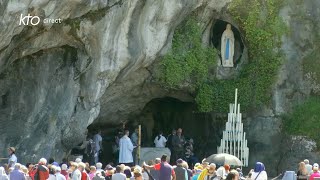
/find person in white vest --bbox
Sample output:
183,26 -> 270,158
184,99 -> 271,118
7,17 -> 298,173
119,130 -> 134,166
7,147 -> 17,168
154,132 -> 167,148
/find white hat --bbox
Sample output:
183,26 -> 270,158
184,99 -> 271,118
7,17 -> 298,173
75,158 -> 82,163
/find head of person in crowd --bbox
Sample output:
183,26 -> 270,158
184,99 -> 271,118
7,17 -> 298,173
119,164 -> 125,172
39,158 -> 47,165
96,162 -> 103,170
8,147 -> 15,155
105,165 -> 114,175
202,160 -> 209,169
224,164 -> 231,172
177,128 -> 183,136
124,168 -> 132,178
299,162 -> 308,175
155,158 -> 161,164
78,162 -> 86,172
304,159 -> 310,165
61,164 -> 68,171
124,130 -> 130,136
14,163 -> 21,170
226,170 -> 239,180
49,165 -> 56,174
90,166 -> 96,173
115,165 -> 122,173
208,163 -> 216,174
313,163 -> 319,172
133,166 -> 143,180
176,159 -> 183,166
70,162 -> 78,172
26,163 -> 34,171
55,166 -> 62,174
75,158 -> 82,163
21,165 -> 29,175
96,129 -> 102,135
254,162 -> 265,173
172,129 -> 176,135
182,161 -> 189,169
161,155 -> 168,162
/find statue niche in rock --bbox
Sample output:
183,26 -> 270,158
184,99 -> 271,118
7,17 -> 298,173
221,24 -> 235,67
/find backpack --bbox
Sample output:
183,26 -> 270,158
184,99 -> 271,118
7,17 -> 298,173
30,166 -> 38,180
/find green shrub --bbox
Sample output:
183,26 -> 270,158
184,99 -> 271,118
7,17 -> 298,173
283,97 -> 320,147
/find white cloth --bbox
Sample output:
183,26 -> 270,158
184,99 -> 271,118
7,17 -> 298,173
48,174 -> 56,180
111,173 -> 126,180
250,171 -> 267,180
93,134 -> 102,151
142,172 -> 149,180
0,167 -> 9,180
72,169 -> 82,180
8,154 -> 17,168
306,164 -> 313,175
119,135 -> 134,163
56,172 -> 67,180
154,135 -> 167,148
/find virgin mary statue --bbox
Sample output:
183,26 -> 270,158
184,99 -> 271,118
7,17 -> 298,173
221,24 -> 235,67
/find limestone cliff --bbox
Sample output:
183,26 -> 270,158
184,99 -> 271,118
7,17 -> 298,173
1,0 -> 320,176
0,0 -> 230,163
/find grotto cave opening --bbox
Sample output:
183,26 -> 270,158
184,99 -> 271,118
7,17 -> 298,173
211,19 -> 244,66
87,97 -> 228,165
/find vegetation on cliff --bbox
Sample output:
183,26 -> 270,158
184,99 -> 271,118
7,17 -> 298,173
158,0 -> 286,112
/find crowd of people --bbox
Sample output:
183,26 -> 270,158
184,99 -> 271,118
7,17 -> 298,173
1,145 -> 271,180
296,159 -> 320,180
0,151 -> 269,180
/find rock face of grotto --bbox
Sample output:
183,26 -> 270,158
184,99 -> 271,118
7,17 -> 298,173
0,0 -> 320,176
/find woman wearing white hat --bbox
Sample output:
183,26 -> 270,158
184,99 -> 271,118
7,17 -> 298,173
7,147 -> 17,168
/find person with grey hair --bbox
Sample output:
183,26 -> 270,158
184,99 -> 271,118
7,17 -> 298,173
304,159 -> 313,175
9,163 -> 24,180
54,166 -> 67,180
96,162 -> 103,173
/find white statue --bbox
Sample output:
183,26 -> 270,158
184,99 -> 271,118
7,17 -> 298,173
221,24 -> 235,67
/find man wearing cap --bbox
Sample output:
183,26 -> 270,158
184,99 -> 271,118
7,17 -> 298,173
174,159 -> 187,180
8,147 -> 17,168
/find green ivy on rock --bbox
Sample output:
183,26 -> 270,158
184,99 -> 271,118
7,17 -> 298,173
282,97 -> 320,148
158,0 -> 287,112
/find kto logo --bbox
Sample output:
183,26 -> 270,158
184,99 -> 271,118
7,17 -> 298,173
19,14 -> 40,26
